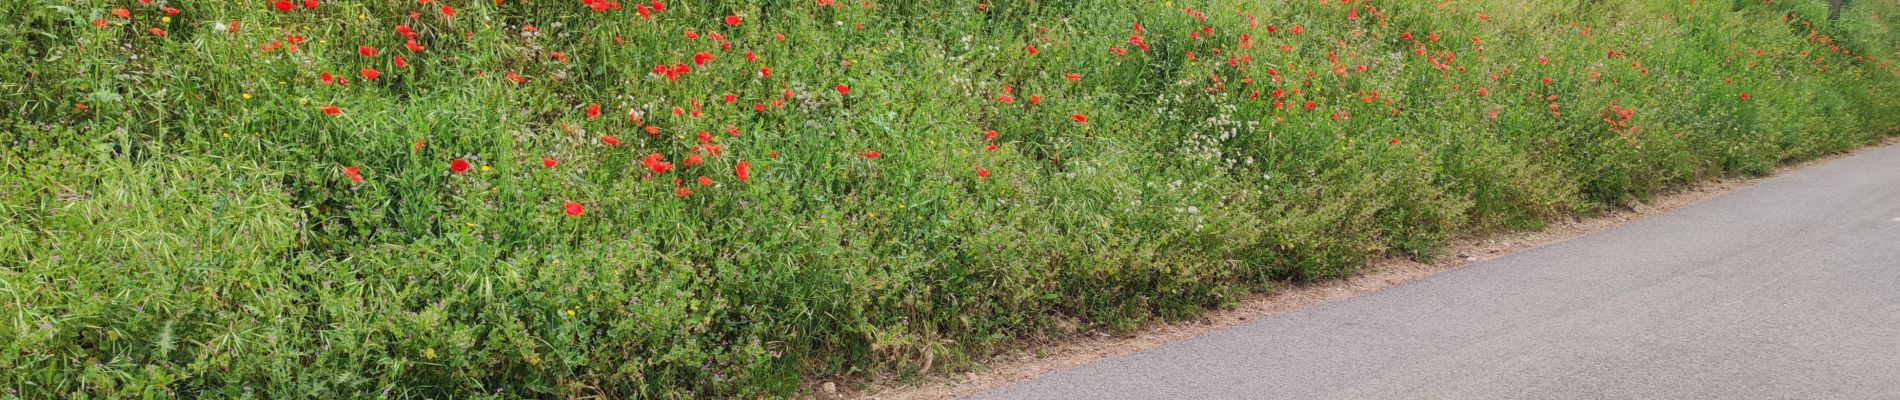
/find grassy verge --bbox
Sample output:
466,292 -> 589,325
4,0 -> 1898,397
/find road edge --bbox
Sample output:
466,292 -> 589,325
815,137 -> 1899,400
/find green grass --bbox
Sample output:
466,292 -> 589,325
4,0 -> 1899,397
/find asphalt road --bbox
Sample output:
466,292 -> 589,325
971,143 -> 1900,400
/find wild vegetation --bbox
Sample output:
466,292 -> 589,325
3,0 -> 1898,397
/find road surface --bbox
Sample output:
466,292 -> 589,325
972,143 -> 1900,399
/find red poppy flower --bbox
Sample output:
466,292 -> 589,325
683,153 -> 703,166
860,150 -> 881,158
342,166 -> 364,184
394,55 -> 410,67
675,186 -> 691,197
440,5 -> 455,16
976,167 -> 990,178
112,8 -> 131,18
162,6 -> 181,15
1066,73 -> 1081,81
986,143 -> 998,151
724,15 -> 742,26
273,1 -> 295,11
643,153 -> 673,173
1303,100 -> 1316,110
835,84 -> 850,95
320,105 -> 341,114
358,45 -> 378,57
449,159 -> 470,173
1070,113 -> 1088,123
360,68 -> 380,79
148,28 -> 167,36
586,103 -> 601,118
1026,44 -> 1039,55
697,175 -> 713,186
984,130 -> 999,140
1739,92 -> 1751,101
736,160 -> 751,182
543,157 -> 558,168
693,51 -> 715,65
303,0 -> 318,8
563,201 -> 584,216
1029,95 -> 1041,104
602,135 -> 620,145
405,40 -> 425,52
